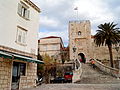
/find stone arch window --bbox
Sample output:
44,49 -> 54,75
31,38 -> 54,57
78,31 -> 81,35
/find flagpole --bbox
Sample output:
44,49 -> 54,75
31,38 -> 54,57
74,7 -> 78,20
76,9 -> 78,20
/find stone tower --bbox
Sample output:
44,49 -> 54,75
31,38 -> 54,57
69,20 -> 92,62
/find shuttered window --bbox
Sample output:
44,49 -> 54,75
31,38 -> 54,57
16,26 -> 27,45
18,3 -> 30,20
18,3 -> 22,15
18,30 -> 22,42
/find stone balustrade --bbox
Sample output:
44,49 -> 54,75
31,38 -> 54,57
72,59 -> 82,83
94,59 -> 120,78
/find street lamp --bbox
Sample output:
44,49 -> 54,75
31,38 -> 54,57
73,46 -> 76,61
73,46 -> 76,53
73,46 -> 76,70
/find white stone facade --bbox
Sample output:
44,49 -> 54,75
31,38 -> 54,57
0,0 -> 40,90
0,0 -> 40,55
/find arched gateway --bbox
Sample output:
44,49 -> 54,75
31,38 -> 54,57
78,53 -> 86,63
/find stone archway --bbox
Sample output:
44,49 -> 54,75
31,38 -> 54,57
78,53 -> 86,63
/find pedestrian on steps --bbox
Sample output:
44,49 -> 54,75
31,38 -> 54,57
91,60 -> 95,69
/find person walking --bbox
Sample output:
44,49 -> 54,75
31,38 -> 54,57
91,60 -> 95,69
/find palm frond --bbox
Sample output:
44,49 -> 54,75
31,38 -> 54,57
94,22 -> 120,46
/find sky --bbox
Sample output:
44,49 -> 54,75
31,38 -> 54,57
31,0 -> 120,47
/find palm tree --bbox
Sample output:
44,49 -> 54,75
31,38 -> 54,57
94,22 -> 120,68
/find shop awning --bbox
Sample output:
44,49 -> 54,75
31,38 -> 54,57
0,50 -> 44,64
0,51 -> 12,59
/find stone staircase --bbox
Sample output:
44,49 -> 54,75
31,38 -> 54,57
76,63 -> 120,84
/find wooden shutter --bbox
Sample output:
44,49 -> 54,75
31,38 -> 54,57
26,10 -> 30,19
22,31 -> 27,44
18,3 -> 22,15
18,29 -> 22,43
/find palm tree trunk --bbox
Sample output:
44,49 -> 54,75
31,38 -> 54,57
108,44 -> 114,68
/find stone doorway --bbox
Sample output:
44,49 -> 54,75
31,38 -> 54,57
11,62 -> 20,90
11,62 -> 26,90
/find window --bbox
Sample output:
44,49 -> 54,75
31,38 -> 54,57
78,31 -> 81,35
20,63 -> 26,76
13,62 -> 26,76
18,3 -> 30,20
52,45 -> 58,50
16,26 -> 27,45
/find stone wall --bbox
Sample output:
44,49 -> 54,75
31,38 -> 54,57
94,59 -> 120,78
91,38 -> 120,61
0,57 -> 12,90
19,63 -> 37,89
0,57 -> 37,90
72,60 -> 82,83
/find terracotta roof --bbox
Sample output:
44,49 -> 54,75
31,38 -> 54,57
39,36 -> 64,47
40,36 -> 61,39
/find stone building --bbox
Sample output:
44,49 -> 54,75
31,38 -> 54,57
0,0 -> 43,90
69,20 -> 120,66
62,47 -> 69,63
69,20 -> 92,62
38,36 -> 64,63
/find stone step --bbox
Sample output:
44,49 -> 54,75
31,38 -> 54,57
77,63 -> 120,84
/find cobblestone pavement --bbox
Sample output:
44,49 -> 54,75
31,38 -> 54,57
76,63 -> 120,84
23,84 -> 120,90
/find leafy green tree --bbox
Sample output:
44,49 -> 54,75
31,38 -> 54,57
94,22 -> 120,68
42,54 -> 55,83
42,53 -> 54,65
